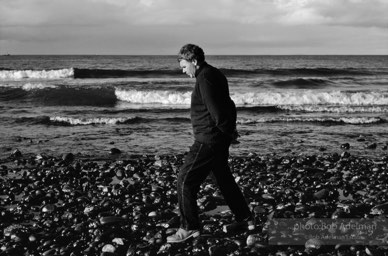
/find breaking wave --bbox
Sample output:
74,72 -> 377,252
16,116 -> 144,126
15,116 -> 191,126
0,68 -> 74,80
116,89 -> 388,107
279,105 -> 388,113
1,84 -> 387,112
232,90 -> 388,106
18,115 -> 384,126
115,89 -> 191,105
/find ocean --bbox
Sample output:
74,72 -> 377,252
1,55 -> 387,159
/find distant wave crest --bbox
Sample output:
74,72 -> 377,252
15,115 -> 191,126
0,68 -> 74,80
15,115 -> 385,126
279,105 -> 388,113
16,116 -> 144,126
22,83 -> 58,90
0,83 -> 57,90
238,117 -> 385,125
49,116 -> 142,125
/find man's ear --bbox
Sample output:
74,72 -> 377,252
192,59 -> 198,66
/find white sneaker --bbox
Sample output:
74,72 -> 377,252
223,216 -> 255,233
166,228 -> 200,243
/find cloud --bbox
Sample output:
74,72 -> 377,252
1,0 -> 386,28
0,0 -> 386,54
139,0 -> 155,7
0,0 -> 123,27
274,0 -> 388,28
274,0 -> 330,25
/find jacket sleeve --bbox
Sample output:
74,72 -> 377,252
198,73 -> 235,139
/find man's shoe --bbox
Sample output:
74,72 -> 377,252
223,216 -> 255,233
166,228 -> 200,243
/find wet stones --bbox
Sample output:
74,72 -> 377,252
246,234 -> 265,247
3,224 -> 27,238
208,240 -> 238,256
0,152 -> 387,255
370,202 -> 388,215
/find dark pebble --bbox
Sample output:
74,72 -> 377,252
62,153 -> 75,163
11,149 -> 22,158
99,216 -> 125,225
313,188 -> 329,200
366,143 -> 377,149
340,143 -> 350,149
110,148 -> 122,155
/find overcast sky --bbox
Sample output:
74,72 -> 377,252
1,0 -> 387,55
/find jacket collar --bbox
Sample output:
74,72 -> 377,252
195,61 -> 207,77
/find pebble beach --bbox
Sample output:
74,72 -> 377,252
1,55 -> 387,255
1,147 -> 388,256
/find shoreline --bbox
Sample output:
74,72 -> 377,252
1,140 -> 388,164
1,150 -> 387,255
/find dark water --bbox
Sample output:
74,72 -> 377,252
1,55 -> 387,159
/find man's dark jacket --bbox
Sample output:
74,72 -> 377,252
191,62 -> 237,144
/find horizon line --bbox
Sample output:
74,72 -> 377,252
2,53 -> 388,56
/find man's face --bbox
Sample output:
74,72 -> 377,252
179,59 -> 197,78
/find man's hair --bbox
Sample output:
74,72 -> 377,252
178,44 -> 205,63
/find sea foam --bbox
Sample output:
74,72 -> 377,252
115,89 -> 191,105
22,83 -> 57,91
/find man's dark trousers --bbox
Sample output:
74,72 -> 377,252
177,140 -> 251,230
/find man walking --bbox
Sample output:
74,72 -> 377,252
167,44 -> 254,243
